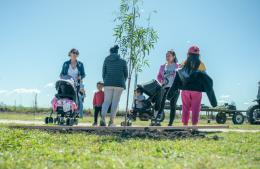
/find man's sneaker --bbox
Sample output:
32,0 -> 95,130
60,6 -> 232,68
108,121 -> 116,127
92,122 -> 98,126
100,120 -> 106,126
156,113 -> 163,121
153,111 -> 159,119
155,121 -> 161,126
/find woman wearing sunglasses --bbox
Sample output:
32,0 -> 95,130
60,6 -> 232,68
60,48 -> 86,118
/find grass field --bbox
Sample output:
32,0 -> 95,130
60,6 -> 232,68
0,113 -> 260,168
0,126 -> 259,169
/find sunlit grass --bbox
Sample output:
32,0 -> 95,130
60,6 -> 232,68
0,127 -> 259,169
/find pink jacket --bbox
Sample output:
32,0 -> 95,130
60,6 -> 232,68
157,63 -> 179,85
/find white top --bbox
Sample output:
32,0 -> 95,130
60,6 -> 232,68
68,64 -> 79,81
163,63 -> 178,88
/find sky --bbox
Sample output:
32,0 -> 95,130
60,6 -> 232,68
0,0 -> 260,110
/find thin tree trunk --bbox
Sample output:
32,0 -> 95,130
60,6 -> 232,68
134,72 -> 138,90
124,60 -> 132,126
131,72 -> 138,108
124,6 -> 136,127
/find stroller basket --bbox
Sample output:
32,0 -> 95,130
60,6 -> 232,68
137,80 -> 162,97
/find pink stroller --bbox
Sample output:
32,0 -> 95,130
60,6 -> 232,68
45,77 -> 80,126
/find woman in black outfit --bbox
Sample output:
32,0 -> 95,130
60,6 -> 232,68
156,50 -> 180,126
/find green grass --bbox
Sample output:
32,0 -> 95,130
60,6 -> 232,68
0,113 -> 46,121
0,127 -> 259,169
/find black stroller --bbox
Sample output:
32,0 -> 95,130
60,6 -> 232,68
121,80 -> 165,126
45,76 -> 81,126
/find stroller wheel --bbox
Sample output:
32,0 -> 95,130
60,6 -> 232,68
121,120 -> 132,126
66,118 -> 74,126
44,117 -> 49,124
48,117 -> 54,123
74,118 -> 79,125
58,117 -> 65,125
120,121 -> 125,126
54,117 -> 58,124
66,118 -> 70,126
45,117 -> 54,124
69,118 -> 74,126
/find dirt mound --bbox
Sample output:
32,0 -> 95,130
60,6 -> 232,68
10,125 -> 209,139
52,128 -> 206,139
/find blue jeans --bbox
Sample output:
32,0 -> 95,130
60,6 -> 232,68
78,94 -> 84,118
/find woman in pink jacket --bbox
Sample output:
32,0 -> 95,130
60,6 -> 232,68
156,50 -> 180,126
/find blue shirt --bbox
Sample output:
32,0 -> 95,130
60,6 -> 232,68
60,60 -> 85,79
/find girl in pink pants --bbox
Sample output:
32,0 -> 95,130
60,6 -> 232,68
181,90 -> 202,125
180,45 -> 206,126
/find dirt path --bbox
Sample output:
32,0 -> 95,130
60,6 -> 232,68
1,119 -> 260,133
199,128 -> 260,133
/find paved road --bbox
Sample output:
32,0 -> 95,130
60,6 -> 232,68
1,119 -> 260,133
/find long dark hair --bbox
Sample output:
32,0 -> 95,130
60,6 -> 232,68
167,50 -> 178,63
183,54 -> 201,74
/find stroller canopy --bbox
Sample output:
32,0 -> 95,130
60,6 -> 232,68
55,79 -> 77,101
137,80 -> 162,97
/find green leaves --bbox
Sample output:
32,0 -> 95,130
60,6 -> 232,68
113,0 -> 159,112
113,0 -> 158,74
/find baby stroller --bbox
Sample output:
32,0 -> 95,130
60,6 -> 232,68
45,76 -> 80,126
121,80 -> 165,126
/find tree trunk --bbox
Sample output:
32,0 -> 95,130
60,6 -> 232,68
134,72 -> 138,90
124,6 -> 136,127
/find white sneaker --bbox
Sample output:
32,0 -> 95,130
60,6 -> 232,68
153,111 -> 159,119
108,121 -> 116,127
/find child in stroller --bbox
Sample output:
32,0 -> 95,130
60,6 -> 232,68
130,88 -> 147,121
121,80 -> 165,126
45,76 -> 81,126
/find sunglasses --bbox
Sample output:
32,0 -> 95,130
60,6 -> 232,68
71,51 -> 78,55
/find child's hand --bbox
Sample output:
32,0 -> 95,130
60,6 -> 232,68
161,80 -> 165,85
80,88 -> 85,95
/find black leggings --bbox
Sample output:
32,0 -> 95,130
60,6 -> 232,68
94,106 -> 102,123
156,87 -> 180,125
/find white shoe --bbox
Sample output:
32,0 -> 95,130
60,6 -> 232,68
153,111 -> 159,119
108,121 -> 116,127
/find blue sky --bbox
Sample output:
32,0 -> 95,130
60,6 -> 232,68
0,0 -> 260,110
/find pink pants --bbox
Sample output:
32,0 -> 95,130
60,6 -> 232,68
181,90 -> 202,125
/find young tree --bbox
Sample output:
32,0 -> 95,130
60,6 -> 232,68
113,0 -> 158,124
